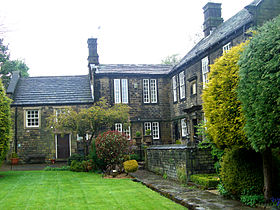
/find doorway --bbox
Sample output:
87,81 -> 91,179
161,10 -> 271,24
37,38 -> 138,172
56,134 -> 71,159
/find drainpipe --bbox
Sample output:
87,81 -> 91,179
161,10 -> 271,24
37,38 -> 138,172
14,107 -> 18,153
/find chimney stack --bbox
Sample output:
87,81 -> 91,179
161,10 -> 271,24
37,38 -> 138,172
87,38 -> 99,65
203,2 -> 223,37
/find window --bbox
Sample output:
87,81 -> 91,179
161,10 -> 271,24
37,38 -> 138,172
172,75 -> 177,102
115,123 -> 122,133
115,123 -> 131,140
26,110 -> 40,128
114,79 -> 128,104
191,82 -> 197,95
152,122 -> 159,139
181,118 -> 188,137
179,71 -> 185,99
144,122 -> 159,139
223,42 -> 231,54
77,134 -> 89,141
150,79 -> 157,103
55,108 -> 68,122
202,57 -> 209,89
143,79 -> 157,103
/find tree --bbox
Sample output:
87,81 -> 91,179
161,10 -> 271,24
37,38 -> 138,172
202,42 -> 250,149
0,39 -> 29,88
48,98 -> 130,156
0,78 -> 11,166
1,59 -> 29,88
161,54 -> 181,66
238,15 -> 280,201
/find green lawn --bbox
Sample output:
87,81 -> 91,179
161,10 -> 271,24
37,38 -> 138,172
0,171 -> 186,210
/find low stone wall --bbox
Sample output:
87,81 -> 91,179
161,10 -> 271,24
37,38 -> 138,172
146,145 -> 215,180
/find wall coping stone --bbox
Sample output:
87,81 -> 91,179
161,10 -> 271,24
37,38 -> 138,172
147,144 -> 196,150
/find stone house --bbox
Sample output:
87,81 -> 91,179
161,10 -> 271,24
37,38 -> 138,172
7,0 -> 280,162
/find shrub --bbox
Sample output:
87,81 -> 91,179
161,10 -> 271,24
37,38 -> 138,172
240,194 -> 264,207
123,160 -> 138,173
0,78 -> 11,166
95,131 -> 132,172
44,166 -> 70,171
220,148 -> 263,198
202,42 -> 250,149
88,139 -> 107,172
129,153 -> 141,162
190,174 -> 219,189
67,153 -> 85,165
176,165 -> 187,184
70,160 -> 86,172
145,129 -> 151,136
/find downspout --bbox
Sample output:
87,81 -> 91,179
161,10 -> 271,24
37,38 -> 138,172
14,107 -> 18,153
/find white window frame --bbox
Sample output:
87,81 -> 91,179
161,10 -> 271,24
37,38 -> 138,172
172,75 -> 177,102
114,79 -> 128,104
150,79 -> 157,103
123,126 -> 131,140
179,71 -> 185,99
191,82 -> 197,95
25,109 -> 40,128
115,123 -> 131,140
181,118 -> 188,137
143,79 -> 150,103
143,79 -> 158,104
202,56 -> 209,89
152,122 -> 159,139
144,122 -> 159,139
77,134 -> 89,141
115,123 -> 123,133
223,42 -> 231,54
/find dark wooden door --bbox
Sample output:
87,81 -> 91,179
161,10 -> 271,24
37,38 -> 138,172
57,134 -> 70,159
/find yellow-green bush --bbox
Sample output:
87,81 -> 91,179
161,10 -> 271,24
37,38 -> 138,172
190,174 -> 219,189
0,78 -> 11,167
123,160 -> 138,173
220,148 -> 263,197
202,42 -> 250,149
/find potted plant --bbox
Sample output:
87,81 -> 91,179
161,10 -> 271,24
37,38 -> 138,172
49,157 -> 56,164
135,131 -> 142,144
11,152 -> 19,165
144,129 -> 152,145
145,129 -> 151,136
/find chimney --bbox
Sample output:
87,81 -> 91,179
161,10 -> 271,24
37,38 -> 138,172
87,38 -> 99,65
203,2 -> 223,37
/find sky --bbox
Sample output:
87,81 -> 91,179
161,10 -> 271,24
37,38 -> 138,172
0,0 -> 253,77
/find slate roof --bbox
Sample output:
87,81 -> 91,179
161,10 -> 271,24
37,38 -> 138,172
172,6 -> 254,72
95,64 -> 173,75
11,75 -> 93,106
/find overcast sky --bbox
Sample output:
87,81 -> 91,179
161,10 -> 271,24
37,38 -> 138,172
0,0 -> 253,76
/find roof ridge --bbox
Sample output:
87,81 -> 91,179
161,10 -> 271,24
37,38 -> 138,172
21,75 -> 89,79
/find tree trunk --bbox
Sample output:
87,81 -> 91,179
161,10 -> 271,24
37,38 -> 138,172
262,147 -> 273,202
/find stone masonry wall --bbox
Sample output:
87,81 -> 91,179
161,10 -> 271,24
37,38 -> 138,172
147,145 -> 215,180
9,104 -> 91,163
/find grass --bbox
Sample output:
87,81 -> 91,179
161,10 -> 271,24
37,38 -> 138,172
0,171 -> 186,210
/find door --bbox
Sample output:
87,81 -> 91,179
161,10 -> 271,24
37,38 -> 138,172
56,134 -> 70,159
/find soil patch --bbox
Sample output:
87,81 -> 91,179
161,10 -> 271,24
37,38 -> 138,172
103,173 -> 133,179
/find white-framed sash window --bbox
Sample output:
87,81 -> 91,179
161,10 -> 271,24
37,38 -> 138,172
172,75 -> 177,102
202,56 -> 209,89
114,79 -> 128,104
179,71 -> 185,99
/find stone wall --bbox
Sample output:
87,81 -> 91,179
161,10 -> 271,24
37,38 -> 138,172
9,104 -> 91,163
146,145 -> 215,180
95,75 -> 172,144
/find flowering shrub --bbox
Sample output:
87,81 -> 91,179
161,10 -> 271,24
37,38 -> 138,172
95,131 -> 132,172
